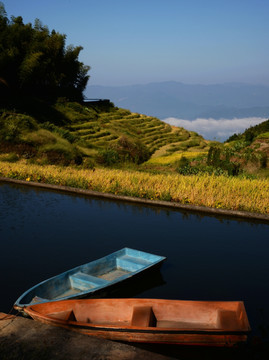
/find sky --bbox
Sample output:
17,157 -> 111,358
3,0 -> 269,86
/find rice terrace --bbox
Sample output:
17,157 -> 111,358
1,100 -> 268,216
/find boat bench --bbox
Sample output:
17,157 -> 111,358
117,255 -> 150,272
48,310 -> 77,322
217,310 -> 239,330
69,272 -> 109,291
131,306 -> 156,327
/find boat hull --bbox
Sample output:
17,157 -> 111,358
25,298 -> 251,347
28,316 -> 249,346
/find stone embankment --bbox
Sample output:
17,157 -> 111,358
1,177 -> 269,222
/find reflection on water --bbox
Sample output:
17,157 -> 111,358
1,182 -> 269,358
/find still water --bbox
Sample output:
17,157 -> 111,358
1,182 -> 269,358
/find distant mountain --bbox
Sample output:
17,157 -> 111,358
86,82 -> 269,119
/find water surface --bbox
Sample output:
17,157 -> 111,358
1,182 -> 269,358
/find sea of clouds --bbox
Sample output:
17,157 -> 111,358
163,117 -> 267,141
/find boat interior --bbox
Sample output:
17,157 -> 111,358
38,300 -> 249,331
51,253 -> 153,299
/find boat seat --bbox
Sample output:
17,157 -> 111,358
218,310 -> 239,330
117,255 -> 150,271
131,306 -> 156,327
69,272 -> 109,290
48,310 -> 76,322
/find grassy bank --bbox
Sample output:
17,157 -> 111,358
1,160 -> 268,215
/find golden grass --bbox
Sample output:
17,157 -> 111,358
1,160 -> 268,214
146,152 -> 207,165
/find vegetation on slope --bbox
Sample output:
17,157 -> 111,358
0,160 -> 268,214
0,99 -> 208,168
203,120 -> 269,178
226,119 -> 269,143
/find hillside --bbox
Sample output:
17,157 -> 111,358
205,119 -> 269,177
227,119 -> 269,143
0,99 -> 209,168
1,99 -> 269,179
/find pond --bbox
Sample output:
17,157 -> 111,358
1,181 -> 269,358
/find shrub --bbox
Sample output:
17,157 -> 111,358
207,145 -> 222,166
176,163 -> 227,176
176,156 -> 190,169
113,136 -> 150,164
83,157 -> 95,170
96,148 -> 119,166
0,153 -> 19,162
225,162 -> 241,176
23,129 -> 57,146
40,141 -> 82,166
0,113 -> 38,142
260,153 -> 268,169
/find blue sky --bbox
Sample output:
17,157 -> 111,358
3,0 -> 269,86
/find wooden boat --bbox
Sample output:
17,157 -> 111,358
14,248 -> 165,312
24,298 -> 250,346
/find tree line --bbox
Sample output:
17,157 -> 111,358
0,2 -> 90,103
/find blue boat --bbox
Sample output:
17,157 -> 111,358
14,248 -> 166,312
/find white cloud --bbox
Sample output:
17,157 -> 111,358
163,117 -> 268,141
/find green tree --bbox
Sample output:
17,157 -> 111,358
0,2 -> 90,102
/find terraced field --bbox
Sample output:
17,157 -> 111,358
66,105 -> 209,158
0,100 -> 210,168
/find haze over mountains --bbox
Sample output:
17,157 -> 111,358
86,82 -> 269,140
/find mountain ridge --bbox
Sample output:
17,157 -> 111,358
86,81 -> 269,120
